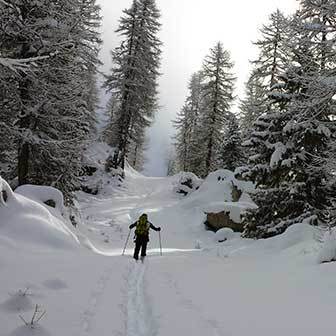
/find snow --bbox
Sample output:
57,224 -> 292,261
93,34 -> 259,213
0,177 -> 78,250
15,184 -> 66,215
214,227 -> 237,242
318,228 -> 336,263
183,169 -> 257,223
1,148 -> 335,336
270,142 -> 287,168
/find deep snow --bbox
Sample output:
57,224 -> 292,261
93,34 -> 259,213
1,154 -> 336,336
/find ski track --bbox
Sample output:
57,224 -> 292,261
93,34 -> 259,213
80,267 -> 113,335
161,270 -> 225,336
126,261 -> 157,336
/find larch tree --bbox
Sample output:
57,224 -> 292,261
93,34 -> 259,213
174,71 -> 203,173
104,0 -> 162,173
0,0 -> 101,198
239,74 -> 266,138
240,9 -> 291,141
197,42 -> 236,177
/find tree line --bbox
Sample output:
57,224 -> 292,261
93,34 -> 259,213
173,0 -> 336,238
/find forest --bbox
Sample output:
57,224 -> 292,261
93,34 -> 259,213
0,0 -> 335,239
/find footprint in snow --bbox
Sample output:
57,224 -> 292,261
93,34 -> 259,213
42,279 -> 68,290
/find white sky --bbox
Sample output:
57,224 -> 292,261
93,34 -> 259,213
97,0 -> 298,176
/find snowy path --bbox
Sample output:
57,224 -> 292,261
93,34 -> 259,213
126,262 -> 156,336
73,169 -> 336,336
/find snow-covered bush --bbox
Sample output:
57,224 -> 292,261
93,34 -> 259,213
173,172 -> 202,196
318,228 -> 336,263
214,228 -> 236,242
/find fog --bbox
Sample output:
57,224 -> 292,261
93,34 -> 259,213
97,0 -> 298,176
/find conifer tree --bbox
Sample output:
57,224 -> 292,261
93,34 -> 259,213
0,0 -> 101,198
239,74 -> 266,138
243,0 -> 336,238
217,114 -> 245,171
197,42 -> 236,177
104,0 -> 162,173
174,72 -> 203,173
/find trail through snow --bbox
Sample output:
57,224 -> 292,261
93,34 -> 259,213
73,169 -> 336,336
2,166 -> 336,336
126,262 -> 155,336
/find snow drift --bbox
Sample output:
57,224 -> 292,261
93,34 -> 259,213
0,177 -> 79,250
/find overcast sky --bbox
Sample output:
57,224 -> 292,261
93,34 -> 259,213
97,0 -> 298,176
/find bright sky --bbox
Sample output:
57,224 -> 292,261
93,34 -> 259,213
97,0 -> 298,176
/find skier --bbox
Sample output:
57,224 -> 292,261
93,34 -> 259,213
129,213 -> 161,261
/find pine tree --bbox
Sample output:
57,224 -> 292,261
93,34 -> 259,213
104,0 -> 162,173
217,114 -> 245,171
197,42 -> 236,177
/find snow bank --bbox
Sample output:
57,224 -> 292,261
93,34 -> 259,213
0,177 -> 79,250
238,223 -> 317,257
318,229 -> 336,263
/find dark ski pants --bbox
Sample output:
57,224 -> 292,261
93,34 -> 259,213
133,235 -> 148,260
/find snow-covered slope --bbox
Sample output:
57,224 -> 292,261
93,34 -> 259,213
1,152 -> 335,336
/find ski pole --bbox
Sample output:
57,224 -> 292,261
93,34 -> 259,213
122,229 -> 131,256
159,230 -> 162,256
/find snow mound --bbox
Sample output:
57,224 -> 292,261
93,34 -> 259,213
241,223 -> 317,257
0,177 -> 79,250
181,170 -> 256,223
318,229 -> 336,263
15,184 -> 65,215
214,228 -> 238,242
172,172 -> 202,196
80,142 -> 124,195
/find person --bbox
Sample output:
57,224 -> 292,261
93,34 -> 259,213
129,213 -> 161,261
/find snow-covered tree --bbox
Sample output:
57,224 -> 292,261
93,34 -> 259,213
243,0 -> 336,238
174,72 -> 203,173
0,0 -> 101,198
239,74 -> 266,138
252,10 -> 291,95
217,114 -> 245,171
240,10 -> 291,138
197,42 -> 236,177
104,0 -> 162,173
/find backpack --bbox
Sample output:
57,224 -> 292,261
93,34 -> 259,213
135,216 -> 150,236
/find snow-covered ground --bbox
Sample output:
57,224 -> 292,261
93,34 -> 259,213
1,159 -> 336,336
